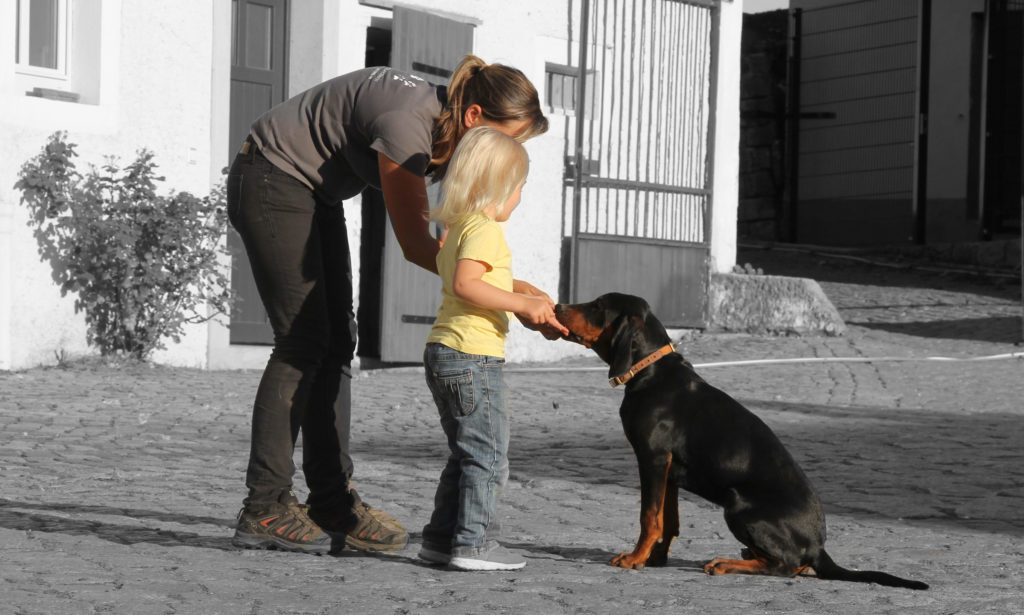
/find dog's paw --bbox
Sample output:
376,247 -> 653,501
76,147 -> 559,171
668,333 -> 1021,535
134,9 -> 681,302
703,558 -> 729,575
610,552 -> 646,570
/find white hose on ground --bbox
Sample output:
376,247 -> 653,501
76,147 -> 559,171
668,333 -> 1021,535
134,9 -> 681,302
505,351 -> 1024,373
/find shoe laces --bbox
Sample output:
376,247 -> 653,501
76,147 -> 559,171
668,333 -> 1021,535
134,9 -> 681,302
260,501 -> 322,543
348,505 -> 392,540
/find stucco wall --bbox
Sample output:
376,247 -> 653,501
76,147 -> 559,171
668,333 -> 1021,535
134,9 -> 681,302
710,0 -> 743,275
1,0 -> 742,370
0,1 -> 217,369
325,0 -> 578,364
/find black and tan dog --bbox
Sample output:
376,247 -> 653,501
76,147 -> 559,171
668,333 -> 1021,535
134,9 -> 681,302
555,292 -> 928,590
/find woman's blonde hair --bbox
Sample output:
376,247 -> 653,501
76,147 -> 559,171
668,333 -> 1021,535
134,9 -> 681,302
431,126 -> 529,226
430,54 -> 548,179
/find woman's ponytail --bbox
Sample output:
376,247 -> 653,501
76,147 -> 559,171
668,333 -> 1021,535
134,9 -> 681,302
430,54 -> 548,180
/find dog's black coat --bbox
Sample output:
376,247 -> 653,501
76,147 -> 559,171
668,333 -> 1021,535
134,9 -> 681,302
555,292 -> 927,590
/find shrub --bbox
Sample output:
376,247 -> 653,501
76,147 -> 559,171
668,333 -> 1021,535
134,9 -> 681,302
15,131 -> 232,360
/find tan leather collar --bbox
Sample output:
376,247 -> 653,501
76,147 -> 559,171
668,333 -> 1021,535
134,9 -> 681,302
609,343 -> 676,388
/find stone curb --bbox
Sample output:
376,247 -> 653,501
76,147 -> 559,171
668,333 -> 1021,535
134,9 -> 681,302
708,272 -> 847,336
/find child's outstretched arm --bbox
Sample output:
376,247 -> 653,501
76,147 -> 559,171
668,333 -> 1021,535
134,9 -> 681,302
512,279 -> 568,338
453,259 -> 567,335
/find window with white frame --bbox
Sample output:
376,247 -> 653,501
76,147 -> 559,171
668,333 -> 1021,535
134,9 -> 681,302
14,0 -> 103,105
545,62 -> 600,116
16,0 -> 69,79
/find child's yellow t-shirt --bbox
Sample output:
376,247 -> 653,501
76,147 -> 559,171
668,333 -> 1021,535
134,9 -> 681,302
427,212 -> 512,358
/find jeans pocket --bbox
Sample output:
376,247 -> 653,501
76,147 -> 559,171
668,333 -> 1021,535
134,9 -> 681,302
435,368 -> 476,417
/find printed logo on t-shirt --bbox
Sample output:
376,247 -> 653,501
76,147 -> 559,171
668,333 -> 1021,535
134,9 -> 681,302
368,66 -> 425,88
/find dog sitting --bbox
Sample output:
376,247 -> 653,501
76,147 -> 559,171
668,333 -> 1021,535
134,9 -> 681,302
554,292 -> 928,590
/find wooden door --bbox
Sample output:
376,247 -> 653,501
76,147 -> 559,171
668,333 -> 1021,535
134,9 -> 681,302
378,7 -> 474,362
227,0 -> 288,344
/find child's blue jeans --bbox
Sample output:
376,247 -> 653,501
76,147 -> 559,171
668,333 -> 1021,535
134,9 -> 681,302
422,342 -> 509,557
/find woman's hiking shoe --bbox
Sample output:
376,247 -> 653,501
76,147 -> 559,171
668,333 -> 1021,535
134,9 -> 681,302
233,500 -> 333,554
355,499 -> 405,532
347,488 -> 405,532
449,542 -> 526,571
308,503 -> 408,553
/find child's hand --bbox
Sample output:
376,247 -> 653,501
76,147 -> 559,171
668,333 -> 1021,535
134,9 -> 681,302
515,295 -> 570,337
511,280 -> 569,337
516,294 -> 557,326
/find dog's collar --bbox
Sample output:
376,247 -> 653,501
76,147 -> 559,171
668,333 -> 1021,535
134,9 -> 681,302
609,343 -> 676,388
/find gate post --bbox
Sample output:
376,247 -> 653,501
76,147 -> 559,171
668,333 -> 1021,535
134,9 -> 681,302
569,0 -> 591,304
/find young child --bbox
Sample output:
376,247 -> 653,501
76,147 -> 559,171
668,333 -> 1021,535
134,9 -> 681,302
418,126 -> 566,571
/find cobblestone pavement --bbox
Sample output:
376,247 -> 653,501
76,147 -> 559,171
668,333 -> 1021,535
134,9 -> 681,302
1,250 -> 1022,615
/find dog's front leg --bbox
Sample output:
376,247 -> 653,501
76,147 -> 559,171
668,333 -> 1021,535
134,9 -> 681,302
611,452 -> 672,570
646,483 -> 678,566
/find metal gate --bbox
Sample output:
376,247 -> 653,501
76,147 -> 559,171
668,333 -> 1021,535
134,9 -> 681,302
567,0 -> 718,327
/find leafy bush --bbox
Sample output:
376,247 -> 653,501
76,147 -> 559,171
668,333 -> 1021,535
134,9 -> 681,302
15,131 -> 232,360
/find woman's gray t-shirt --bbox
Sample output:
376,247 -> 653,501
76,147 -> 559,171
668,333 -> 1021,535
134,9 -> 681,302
250,67 -> 443,204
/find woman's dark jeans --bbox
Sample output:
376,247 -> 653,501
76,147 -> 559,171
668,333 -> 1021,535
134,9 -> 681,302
227,142 -> 357,514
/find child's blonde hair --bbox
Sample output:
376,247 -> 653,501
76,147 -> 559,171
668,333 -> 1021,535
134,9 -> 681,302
431,126 -> 529,225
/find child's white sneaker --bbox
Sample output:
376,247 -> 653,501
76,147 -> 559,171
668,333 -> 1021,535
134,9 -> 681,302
449,541 -> 526,571
417,544 -> 452,565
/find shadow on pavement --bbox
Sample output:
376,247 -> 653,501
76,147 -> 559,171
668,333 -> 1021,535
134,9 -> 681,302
0,498 -> 237,551
359,400 -> 1024,538
738,246 -> 1020,302
852,316 -> 1022,343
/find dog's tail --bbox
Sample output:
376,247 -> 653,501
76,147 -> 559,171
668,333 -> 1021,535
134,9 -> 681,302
813,550 -> 928,590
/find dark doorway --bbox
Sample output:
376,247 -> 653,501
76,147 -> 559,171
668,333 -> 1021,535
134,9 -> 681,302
356,22 -> 392,360
985,1 -> 1024,238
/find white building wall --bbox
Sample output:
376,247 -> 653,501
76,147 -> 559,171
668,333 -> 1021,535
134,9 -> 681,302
1,0 -> 741,371
209,0 -> 598,368
710,0 -> 743,274
0,1 -> 218,370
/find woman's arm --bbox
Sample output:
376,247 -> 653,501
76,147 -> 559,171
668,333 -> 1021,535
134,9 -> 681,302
378,152 -> 441,274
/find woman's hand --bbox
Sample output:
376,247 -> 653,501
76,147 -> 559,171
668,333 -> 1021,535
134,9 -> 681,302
512,279 -> 550,302
378,152 -> 440,274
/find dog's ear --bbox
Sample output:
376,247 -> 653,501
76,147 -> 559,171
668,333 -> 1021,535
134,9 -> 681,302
607,313 -> 639,380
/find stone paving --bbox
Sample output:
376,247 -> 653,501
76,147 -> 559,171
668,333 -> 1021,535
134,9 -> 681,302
1,249 -> 1022,615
